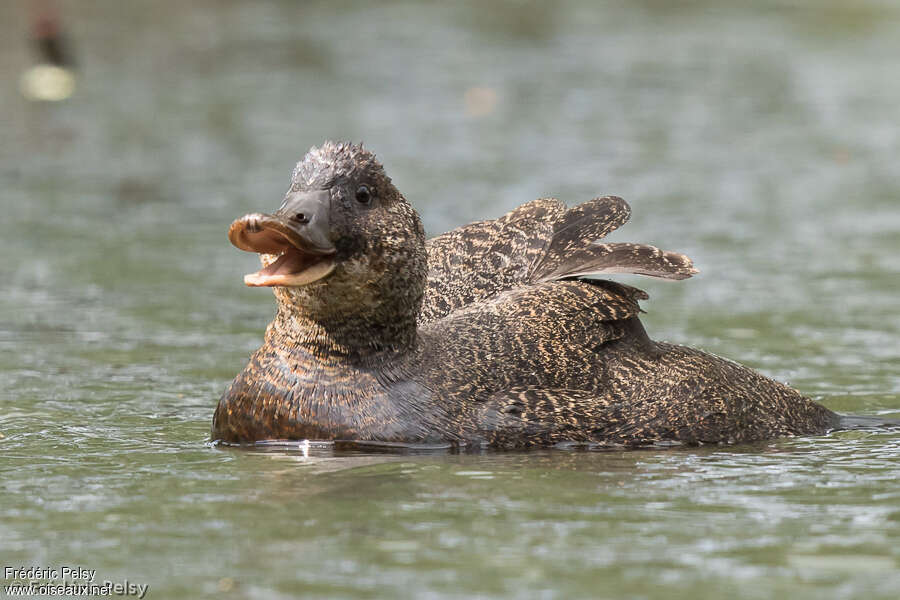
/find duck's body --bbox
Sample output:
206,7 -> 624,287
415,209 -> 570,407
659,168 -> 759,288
216,280 -> 837,447
212,142 -> 839,447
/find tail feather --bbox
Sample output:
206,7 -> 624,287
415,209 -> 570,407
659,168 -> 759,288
530,196 -> 696,283
424,195 -> 697,321
544,196 -> 631,256
536,242 -> 698,282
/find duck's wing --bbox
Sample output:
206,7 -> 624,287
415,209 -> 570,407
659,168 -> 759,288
418,278 -> 665,444
420,278 -> 650,391
423,198 -> 564,323
423,196 -> 695,323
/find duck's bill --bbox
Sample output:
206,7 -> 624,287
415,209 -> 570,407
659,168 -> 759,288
228,213 -> 336,287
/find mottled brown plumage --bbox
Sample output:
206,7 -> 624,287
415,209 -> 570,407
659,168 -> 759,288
212,142 -> 840,448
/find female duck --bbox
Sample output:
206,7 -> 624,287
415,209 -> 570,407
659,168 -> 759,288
212,142 -> 838,447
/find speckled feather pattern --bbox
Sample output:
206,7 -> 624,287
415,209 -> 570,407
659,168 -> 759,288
212,142 -> 838,447
422,195 -> 696,323
421,197 -> 564,323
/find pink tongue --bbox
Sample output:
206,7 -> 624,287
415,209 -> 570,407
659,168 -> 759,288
260,251 -> 305,276
244,252 -> 335,287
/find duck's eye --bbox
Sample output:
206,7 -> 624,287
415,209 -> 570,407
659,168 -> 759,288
355,185 -> 372,205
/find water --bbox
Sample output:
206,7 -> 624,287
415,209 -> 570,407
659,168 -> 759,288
2,1 -> 899,598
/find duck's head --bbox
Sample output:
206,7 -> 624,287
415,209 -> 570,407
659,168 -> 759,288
228,142 -> 426,344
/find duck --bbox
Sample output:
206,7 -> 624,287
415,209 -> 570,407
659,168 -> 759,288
212,141 -> 841,448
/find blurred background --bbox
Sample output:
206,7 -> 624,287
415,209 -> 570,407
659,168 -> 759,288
2,1 -> 899,599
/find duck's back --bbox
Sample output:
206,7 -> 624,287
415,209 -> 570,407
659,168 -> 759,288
414,277 -> 838,448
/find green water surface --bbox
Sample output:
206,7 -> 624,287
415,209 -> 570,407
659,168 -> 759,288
2,1 -> 899,599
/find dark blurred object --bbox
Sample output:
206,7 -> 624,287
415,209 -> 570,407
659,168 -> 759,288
20,1 -> 77,101
33,10 -> 76,68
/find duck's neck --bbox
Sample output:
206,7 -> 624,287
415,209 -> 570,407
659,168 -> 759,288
266,220 -> 428,363
268,303 -> 418,362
